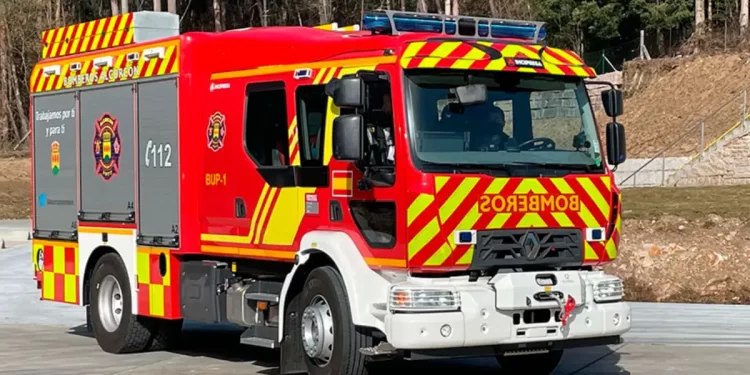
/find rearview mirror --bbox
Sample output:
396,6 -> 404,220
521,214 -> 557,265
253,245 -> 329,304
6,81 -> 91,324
332,114 -> 365,161
326,77 -> 364,108
606,122 -> 627,166
601,89 -> 623,117
454,84 -> 487,105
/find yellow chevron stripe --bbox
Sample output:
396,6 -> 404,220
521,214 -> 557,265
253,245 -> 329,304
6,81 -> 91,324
450,46 -> 487,69
457,246 -> 474,265
551,178 -> 574,194
577,177 -> 609,219
514,179 -> 547,194
402,41 -> 426,60
145,56 -> 159,77
486,213 -> 511,229
577,204 -> 599,228
124,24 -> 134,44
424,242 -> 453,266
54,64 -> 70,90
448,204 -> 482,248
552,212 -> 574,227
70,23 -> 86,55
408,217 -> 440,260
44,71 -> 57,92
90,21 -> 106,55
551,48 -> 583,65
570,66 -> 587,76
102,18 -> 118,48
62,26 -> 75,56
439,177 -> 478,222
50,29 -> 66,58
323,67 -> 337,83
435,176 -> 449,193
157,46 -> 175,75
605,238 -> 617,259
584,242 -> 598,261
313,68 -> 328,84
253,187 -> 276,244
81,21 -> 97,53
418,42 -> 462,68
485,178 -> 509,194
408,194 -> 434,226
517,213 -> 546,227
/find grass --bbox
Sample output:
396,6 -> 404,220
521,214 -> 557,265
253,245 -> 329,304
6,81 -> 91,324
621,185 -> 750,221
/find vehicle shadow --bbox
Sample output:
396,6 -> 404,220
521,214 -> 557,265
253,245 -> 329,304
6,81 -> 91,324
67,321 -> 630,374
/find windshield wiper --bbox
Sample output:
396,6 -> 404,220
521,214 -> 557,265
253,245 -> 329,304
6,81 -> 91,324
422,162 -> 513,176
507,161 -> 601,173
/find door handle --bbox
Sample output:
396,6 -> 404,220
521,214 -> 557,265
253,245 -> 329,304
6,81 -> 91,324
235,198 -> 246,218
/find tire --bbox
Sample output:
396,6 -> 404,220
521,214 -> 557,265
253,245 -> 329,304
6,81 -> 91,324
298,266 -> 373,375
496,350 -> 564,375
148,319 -> 184,351
89,253 -> 152,354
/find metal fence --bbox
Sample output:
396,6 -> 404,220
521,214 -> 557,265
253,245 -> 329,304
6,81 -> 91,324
619,88 -> 750,187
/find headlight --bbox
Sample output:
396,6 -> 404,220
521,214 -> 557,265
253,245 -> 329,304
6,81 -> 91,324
594,278 -> 624,302
388,286 -> 461,313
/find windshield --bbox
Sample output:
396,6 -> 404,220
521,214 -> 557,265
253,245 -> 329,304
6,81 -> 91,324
404,70 -> 603,172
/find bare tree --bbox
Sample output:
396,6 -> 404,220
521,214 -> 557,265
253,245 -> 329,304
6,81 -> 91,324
319,0 -> 331,24
451,0 -> 459,15
417,0 -> 428,12
742,0 -> 748,34
111,0 -> 120,15
122,0 -> 129,14
154,0 -> 162,11
167,0 -> 176,14
213,0 -> 223,30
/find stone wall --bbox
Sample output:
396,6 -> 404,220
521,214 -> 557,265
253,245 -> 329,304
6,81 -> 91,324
673,131 -> 750,186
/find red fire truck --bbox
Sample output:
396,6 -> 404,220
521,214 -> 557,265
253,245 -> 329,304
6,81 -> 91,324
30,9 -> 630,375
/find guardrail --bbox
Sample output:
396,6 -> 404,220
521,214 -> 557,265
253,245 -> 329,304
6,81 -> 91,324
619,87 -> 750,187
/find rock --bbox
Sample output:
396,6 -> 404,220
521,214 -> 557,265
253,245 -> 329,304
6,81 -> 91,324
648,244 -> 662,257
678,225 -> 686,231
708,214 -> 724,225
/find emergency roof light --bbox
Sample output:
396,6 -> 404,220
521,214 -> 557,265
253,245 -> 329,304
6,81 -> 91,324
361,10 -> 547,43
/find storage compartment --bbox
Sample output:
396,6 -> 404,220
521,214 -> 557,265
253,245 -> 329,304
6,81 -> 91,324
179,260 -> 233,323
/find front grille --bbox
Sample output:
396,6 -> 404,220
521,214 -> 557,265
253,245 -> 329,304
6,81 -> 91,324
468,229 -> 583,270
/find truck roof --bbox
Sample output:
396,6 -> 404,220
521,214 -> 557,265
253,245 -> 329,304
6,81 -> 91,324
31,11 -> 595,95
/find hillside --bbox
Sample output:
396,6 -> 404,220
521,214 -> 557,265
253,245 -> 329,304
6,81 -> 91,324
615,53 -> 750,158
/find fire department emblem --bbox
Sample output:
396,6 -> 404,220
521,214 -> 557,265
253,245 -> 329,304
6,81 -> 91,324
92,113 -> 122,181
207,112 -> 226,151
50,141 -> 60,176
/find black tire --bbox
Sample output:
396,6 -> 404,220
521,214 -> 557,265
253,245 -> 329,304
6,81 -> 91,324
148,319 -> 184,351
89,252 -> 152,354
299,266 -> 373,375
496,350 -> 564,375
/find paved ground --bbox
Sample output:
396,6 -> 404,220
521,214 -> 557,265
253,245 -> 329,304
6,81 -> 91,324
3,242 -> 750,374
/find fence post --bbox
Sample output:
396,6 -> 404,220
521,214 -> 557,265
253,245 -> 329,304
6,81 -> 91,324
661,154 -> 666,186
700,120 -> 705,159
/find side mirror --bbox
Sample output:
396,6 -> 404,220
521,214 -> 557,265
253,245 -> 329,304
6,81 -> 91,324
326,77 -> 364,108
601,89 -> 624,117
606,122 -> 627,166
332,114 -> 364,161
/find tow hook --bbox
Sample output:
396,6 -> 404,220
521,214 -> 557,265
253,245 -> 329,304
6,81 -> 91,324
531,291 -> 577,326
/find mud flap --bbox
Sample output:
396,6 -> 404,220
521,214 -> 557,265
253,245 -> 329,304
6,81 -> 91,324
280,289 -> 306,374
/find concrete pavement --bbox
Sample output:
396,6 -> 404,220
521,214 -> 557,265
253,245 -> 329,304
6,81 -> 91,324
2,241 -> 750,374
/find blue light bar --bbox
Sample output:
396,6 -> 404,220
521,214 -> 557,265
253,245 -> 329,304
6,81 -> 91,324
362,10 -> 547,43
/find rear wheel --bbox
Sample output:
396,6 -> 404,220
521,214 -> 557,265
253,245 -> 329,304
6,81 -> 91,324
299,266 -> 372,375
496,350 -> 564,375
89,253 -> 152,353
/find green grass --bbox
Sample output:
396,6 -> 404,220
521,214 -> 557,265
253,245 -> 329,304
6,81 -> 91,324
621,185 -> 750,221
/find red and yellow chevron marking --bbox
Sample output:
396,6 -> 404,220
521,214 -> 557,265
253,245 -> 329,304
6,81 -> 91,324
32,240 -> 79,305
42,14 -> 135,60
30,39 -> 179,94
407,175 -> 617,269
314,23 -> 360,31
400,41 -> 595,78
136,247 -> 181,319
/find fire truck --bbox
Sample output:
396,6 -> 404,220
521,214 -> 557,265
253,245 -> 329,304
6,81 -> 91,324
30,9 -> 630,375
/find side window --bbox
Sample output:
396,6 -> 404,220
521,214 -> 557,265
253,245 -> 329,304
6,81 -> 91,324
245,82 -> 289,167
295,85 -> 328,166
364,79 -> 395,166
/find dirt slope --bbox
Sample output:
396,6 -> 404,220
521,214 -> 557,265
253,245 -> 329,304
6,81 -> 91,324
611,53 -> 750,158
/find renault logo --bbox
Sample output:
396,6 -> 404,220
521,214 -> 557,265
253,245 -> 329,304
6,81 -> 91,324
521,232 -> 541,261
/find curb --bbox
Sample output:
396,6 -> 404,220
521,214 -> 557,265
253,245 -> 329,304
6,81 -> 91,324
0,229 -> 31,248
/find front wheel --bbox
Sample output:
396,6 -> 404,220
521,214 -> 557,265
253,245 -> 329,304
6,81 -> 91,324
496,350 -> 564,375
298,266 -> 373,375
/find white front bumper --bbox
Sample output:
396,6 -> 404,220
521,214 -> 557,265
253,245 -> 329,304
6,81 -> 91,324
383,272 -> 631,350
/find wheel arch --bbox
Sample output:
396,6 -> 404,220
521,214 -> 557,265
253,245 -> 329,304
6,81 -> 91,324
82,245 -> 120,306
278,230 -> 392,343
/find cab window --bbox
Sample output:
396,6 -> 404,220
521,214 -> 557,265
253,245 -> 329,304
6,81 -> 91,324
296,85 -> 328,166
244,81 -> 289,167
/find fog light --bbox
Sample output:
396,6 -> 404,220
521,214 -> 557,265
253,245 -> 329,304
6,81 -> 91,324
613,313 -> 621,326
440,324 -> 452,337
